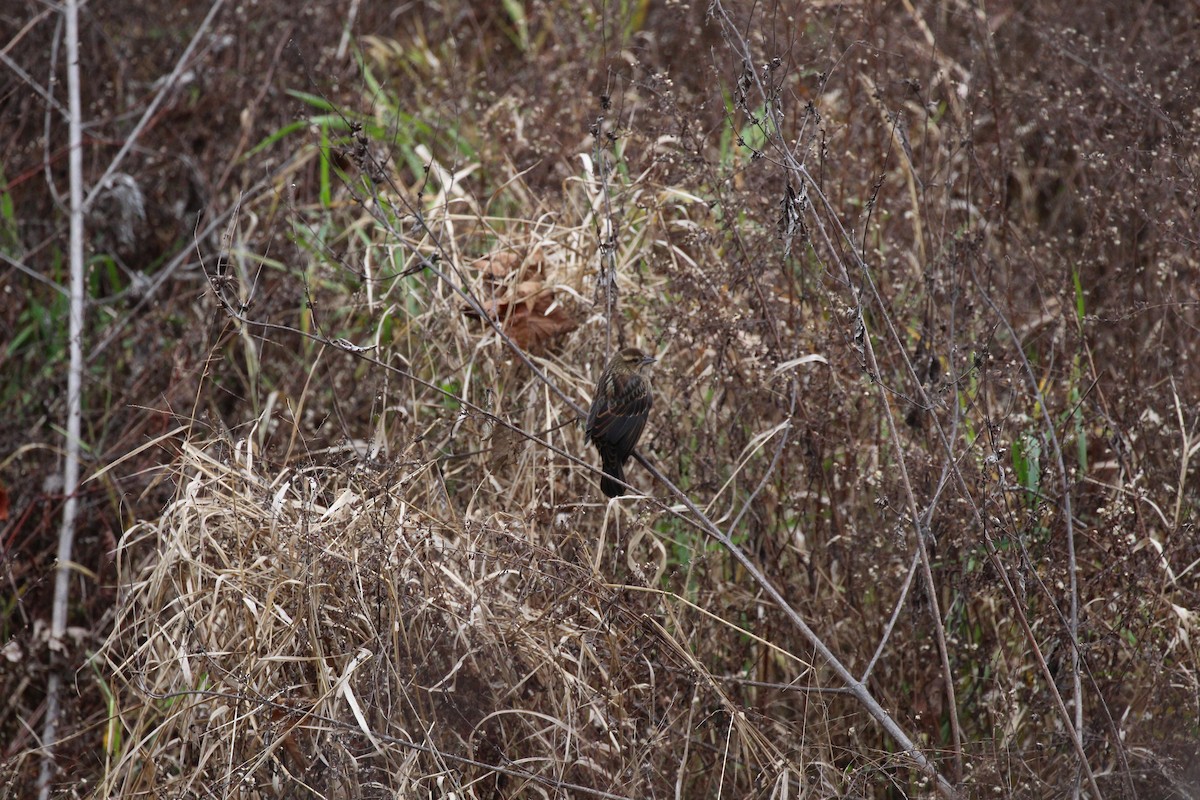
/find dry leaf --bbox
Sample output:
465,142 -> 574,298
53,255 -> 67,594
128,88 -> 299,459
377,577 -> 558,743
502,295 -> 577,352
465,249 -> 572,352
471,251 -> 523,278
464,280 -> 576,353
471,248 -> 547,282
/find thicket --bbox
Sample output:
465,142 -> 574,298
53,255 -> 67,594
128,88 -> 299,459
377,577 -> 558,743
2,1 -> 1198,797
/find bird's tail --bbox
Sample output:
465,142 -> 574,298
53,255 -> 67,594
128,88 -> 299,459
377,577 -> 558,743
600,457 -> 626,498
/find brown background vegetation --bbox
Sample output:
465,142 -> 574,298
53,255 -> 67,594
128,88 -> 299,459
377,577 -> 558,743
2,0 -> 1199,797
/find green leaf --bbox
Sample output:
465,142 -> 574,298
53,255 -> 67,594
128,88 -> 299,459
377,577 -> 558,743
286,89 -> 337,111
1071,265 -> 1086,321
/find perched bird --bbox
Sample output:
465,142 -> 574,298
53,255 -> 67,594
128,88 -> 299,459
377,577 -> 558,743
586,347 -> 656,497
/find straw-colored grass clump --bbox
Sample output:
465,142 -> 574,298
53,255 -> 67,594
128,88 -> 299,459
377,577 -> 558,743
98,435 -> 771,798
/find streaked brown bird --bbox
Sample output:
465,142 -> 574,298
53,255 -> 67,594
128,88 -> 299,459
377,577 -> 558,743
586,347 -> 656,497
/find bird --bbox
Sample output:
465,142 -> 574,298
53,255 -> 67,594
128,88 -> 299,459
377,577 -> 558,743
586,347 -> 656,497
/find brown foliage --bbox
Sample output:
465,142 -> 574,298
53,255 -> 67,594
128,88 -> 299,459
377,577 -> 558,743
463,250 -> 578,353
3,0 -> 1199,797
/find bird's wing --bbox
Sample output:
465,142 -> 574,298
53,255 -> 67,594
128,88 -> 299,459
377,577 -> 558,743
585,384 -> 604,434
587,372 -> 651,457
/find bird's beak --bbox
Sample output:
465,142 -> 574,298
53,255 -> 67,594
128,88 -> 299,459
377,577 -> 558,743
641,354 -> 658,365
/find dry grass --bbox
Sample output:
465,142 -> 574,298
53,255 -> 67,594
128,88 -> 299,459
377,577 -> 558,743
5,0 -> 1200,797
99,411 -> 869,797
94,139 -> 860,796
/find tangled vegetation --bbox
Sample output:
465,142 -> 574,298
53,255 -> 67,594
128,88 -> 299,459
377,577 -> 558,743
2,1 -> 1198,797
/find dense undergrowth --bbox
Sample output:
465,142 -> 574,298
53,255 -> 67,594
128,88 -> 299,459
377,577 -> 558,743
2,1 -> 1199,797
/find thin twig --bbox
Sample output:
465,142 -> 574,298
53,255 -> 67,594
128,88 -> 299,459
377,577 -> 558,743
82,0 -> 228,212
37,0 -> 84,794
861,549 -> 921,684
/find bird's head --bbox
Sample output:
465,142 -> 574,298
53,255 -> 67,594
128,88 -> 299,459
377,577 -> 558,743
616,347 -> 657,372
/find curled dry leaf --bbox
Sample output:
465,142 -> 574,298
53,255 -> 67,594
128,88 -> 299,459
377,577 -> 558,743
464,278 -> 577,353
471,250 -> 524,279
465,248 -> 573,352
487,423 -> 521,473
471,248 -> 546,281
